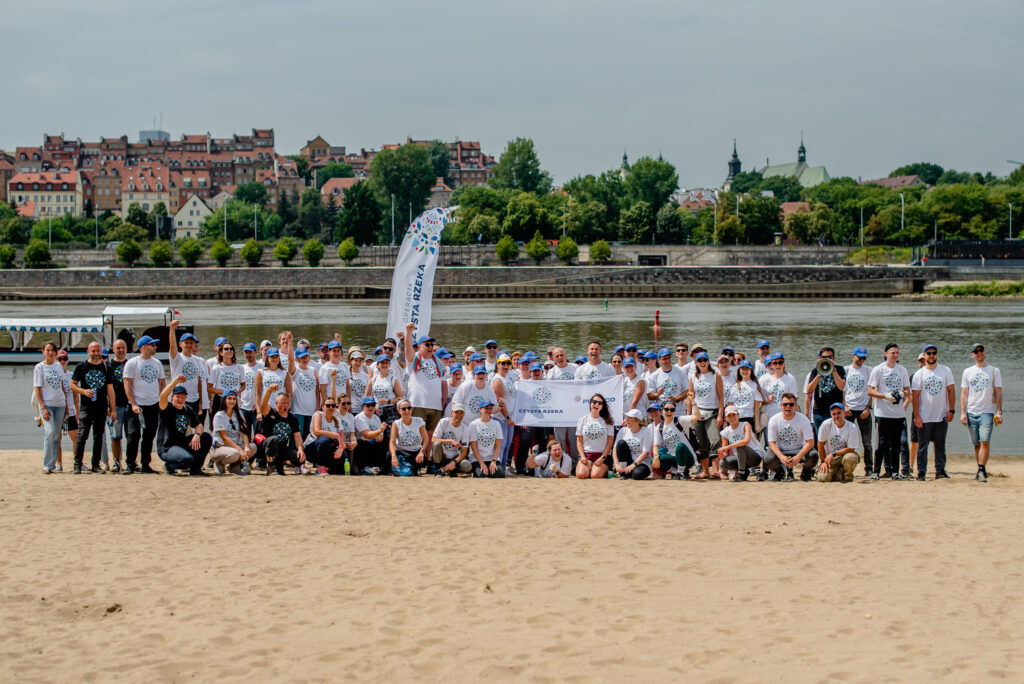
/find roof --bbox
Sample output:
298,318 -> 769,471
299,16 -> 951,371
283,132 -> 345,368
761,161 -> 830,188
780,201 -> 810,218
321,177 -> 359,195
9,170 -> 77,187
0,317 -> 104,332
431,178 -> 452,192
859,174 -> 924,190
16,201 -> 36,217
797,166 -> 830,187
102,306 -> 172,317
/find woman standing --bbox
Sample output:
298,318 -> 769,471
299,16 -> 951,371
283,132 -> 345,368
389,398 -> 429,476
689,352 -> 724,479
254,348 -> 292,421
490,354 -> 517,471
613,409 -> 654,480
348,350 -> 370,410
208,341 -> 245,429
209,391 -> 253,474
758,352 -> 798,429
33,342 -> 68,474
289,347 -> 320,440
367,354 -> 403,422
610,354 -> 624,375
728,360 -> 764,436
622,358 -> 647,413
575,393 -> 615,479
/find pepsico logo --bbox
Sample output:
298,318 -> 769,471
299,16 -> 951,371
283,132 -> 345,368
532,387 -> 552,407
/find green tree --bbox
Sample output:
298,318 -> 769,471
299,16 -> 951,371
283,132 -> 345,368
277,188 -> 296,224
324,193 -> 339,225
737,193 -> 783,244
0,201 -> 15,221
240,238 -> 263,266
502,192 -> 551,241
316,161 -> 355,189
24,239 -> 51,268
287,155 -> 312,184
525,230 -> 550,265
784,202 -> 839,244
563,171 -> 624,226
618,200 -> 655,243
490,137 -> 552,194
714,214 -> 744,245
335,180 -> 384,245
149,239 -> 173,267
273,236 -> 298,266
495,234 -> 519,264
368,143 -> 435,232
589,239 -> 612,263
201,200 -> 282,242
0,243 -> 16,268
655,204 -> 686,244
728,171 -> 764,195
469,214 -> 501,243
889,162 -> 944,185
125,203 -> 148,233
623,156 -> 678,215
210,237 -> 232,267
427,140 -> 453,186
102,220 -> 148,243
303,238 -> 325,266
1008,165 -> 1024,186
177,237 -> 203,267
30,222 -> 73,246
758,175 -> 804,203
0,216 -> 31,244
686,206 -> 717,245
235,181 -> 269,206
116,238 -> 142,266
338,237 -> 359,265
555,235 -> 578,264
298,188 -> 325,239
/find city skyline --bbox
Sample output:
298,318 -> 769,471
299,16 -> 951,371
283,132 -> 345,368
2,0 -> 1022,188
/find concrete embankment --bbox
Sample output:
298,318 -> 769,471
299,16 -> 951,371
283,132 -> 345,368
0,265 -> 942,300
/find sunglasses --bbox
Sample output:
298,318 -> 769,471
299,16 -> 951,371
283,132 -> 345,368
222,346 -> 234,351
697,359 -> 709,363
399,406 -> 412,411
820,355 -> 834,360
324,403 -> 337,408
723,351 -> 734,356
612,359 -> 622,363
420,342 -> 434,348
771,361 -> 784,366
591,400 -> 604,406
781,402 -> 796,407
365,403 -> 377,407
382,346 -> 395,351
485,345 -> 497,349
664,407 -> 675,412
925,351 -> 937,355
676,348 -> 687,353
500,361 -> 511,365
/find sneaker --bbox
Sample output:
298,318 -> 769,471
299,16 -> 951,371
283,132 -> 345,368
165,463 -> 175,475
935,471 -> 950,479
294,466 -> 303,475
92,466 -> 105,474
734,470 -> 749,482
799,469 -> 813,482
364,466 -> 380,476
42,467 -> 52,474
122,466 -> 136,475
784,469 -> 795,482
916,472 -> 926,481
189,470 -> 211,477
214,462 -> 226,475
976,470 -> 988,482
54,464 -> 63,472
870,472 -> 880,480
73,465 -> 82,474
240,462 -> 251,475
892,473 -> 906,481
140,466 -> 158,474
227,462 -> 244,475
316,466 -> 329,476
110,461 -> 121,473
434,470 -> 445,478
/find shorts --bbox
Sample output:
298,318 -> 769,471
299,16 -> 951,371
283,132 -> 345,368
966,412 -> 994,445
583,451 -> 606,465
411,407 -> 443,432
66,415 -> 78,431
109,405 -> 128,440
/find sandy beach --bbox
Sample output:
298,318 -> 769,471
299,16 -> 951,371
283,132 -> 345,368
2,450 -> 1022,682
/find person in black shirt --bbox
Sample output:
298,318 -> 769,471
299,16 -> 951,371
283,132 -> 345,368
69,342 -> 115,474
106,339 -> 130,472
258,384 -> 306,475
157,375 -> 212,476
805,347 -> 847,436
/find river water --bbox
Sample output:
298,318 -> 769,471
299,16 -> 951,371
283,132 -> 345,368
2,298 -> 1020,455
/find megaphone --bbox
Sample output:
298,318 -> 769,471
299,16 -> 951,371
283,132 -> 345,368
816,358 -> 834,376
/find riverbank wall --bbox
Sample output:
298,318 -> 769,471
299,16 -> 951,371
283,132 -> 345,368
0,265 -> 942,300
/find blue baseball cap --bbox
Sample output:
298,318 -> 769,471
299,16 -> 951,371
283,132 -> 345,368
644,351 -> 658,360
625,343 -> 637,351
852,346 -> 868,358
266,347 -> 280,357
242,342 -> 257,352
722,346 -> 734,354
613,345 -> 625,354
136,335 -> 159,349
214,336 -> 227,346
179,332 -> 198,343
695,352 -> 709,360
223,390 -> 238,398
327,340 -> 341,350
647,403 -> 662,411
295,347 -> 309,358
473,364 -> 487,375
415,335 -> 435,345
517,356 -> 531,364
361,396 -> 377,406
623,358 -> 636,367
101,347 -> 109,357
829,402 -> 845,412
922,344 -> 937,353
738,360 -> 753,369
484,339 -> 497,347
574,355 -> 586,363
530,362 -> 543,371
375,354 -> 390,363
478,398 -> 494,408
657,347 -> 672,358
374,345 -> 383,355
771,352 -> 785,362
449,362 -> 462,372
171,385 -> 188,395
756,339 -> 770,349
469,352 -> 484,362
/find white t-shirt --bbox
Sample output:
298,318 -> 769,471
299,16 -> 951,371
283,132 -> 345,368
407,354 -> 444,410
720,422 -> 765,456
843,364 -> 871,411
649,367 -> 687,403
434,416 -> 468,459
961,365 -> 1002,415
492,373 -> 517,415
759,372 -> 798,419
546,364 -> 576,381
303,410 -> 342,446
348,369 -> 370,407
767,411 -> 814,454
212,410 -> 242,448
33,360 -> 67,406
63,370 -> 76,417
368,371 -> 399,404
656,414 -> 696,457
691,371 -> 719,410
614,426 -> 653,462
911,365 -> 955,423
533,450 -> 573,478
577,414 -> 615,454
354,411 -> 382,441
210,362 -> 245,395
123,355 -> 165,407
318,360 -> 350,399
239,361 -> 264,412
623,374 -> 647,412
868,363 -> 911,419
170,353 -> 208,407
754,358 -> 769,379
259,368 -> 288,408
467,417 -> 500,463
453,381 -> 498,421
726,380 -> 761,419
393,416 -> 426,452
816,418 -> 863,456
290,365 -> 319,416
574,361 -> 614,380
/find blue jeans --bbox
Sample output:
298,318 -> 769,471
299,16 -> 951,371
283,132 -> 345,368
110,405 -> 128,440
159,433 -> 213,473
496,420 -> 514,469
967,412 -> 994,445
42,404 -> 65,470
294,414 -> 312,441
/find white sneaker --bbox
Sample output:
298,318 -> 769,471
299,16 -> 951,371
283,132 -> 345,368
214,462 -> 226,475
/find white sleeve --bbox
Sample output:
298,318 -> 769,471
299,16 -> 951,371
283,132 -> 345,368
910,370 -> 922,391
767,415 -> 780,443
960,368 -> 970,389
993,367 -> 1003,388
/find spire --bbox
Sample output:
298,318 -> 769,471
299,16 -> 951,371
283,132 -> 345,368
727,138 -> 741,180
797,131 -> 806,163
621,148 -> 629,169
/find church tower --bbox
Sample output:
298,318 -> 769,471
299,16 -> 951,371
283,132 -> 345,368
727,139 -> 741,181
797,133 -> 806,164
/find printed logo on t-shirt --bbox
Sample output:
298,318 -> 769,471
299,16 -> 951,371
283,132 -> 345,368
818,374 -> 836,394
295,371 -> 316,393
85,368 -> 107,391
968,371 -> 989,393
778,424 -> 801,450
694,375 -> 713,400
113,364 -> 124,383
828,433 -> 848,454
884,370 -> 903,392
466,394 -> 485,415
44,368 -> 63,390
579,365 -> 602,380
662,428 -> 680,454
582,419 -> 606,442
245,368 -> 258,387
418,360 -> 440,381
350,377 -> 367,398
923,374 -> 944,397
181,359 -> 200,381
733,383 -> 752,408
846,372 -> 865,394
624,434 -> 643,457
475,424 -> 497,448
139,363 -> 160,384
768,380 -> 785,405
221,370 -> 241,391
658,376 -> 681,398
397,424 -> 420,448
272,419 -> 292,441
372,379 -> 392,402
174,413 -> 189,434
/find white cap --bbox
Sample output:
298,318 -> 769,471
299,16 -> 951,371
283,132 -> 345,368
464,345 -> 476,353
724,405 -> 739,416
259,339 -> 272,349
625,408 -> 644,420
450,402 -> 466,413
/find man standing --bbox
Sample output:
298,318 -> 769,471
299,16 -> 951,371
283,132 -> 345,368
674,343 -> 689,371
754,339 -> 771,379
647,348 -> 688,406
766,392 -> 819,481
805,347 -> 846,435
867,343 -> 911,481
843,346 -> 873,477
574,341 -> 615,380
482,339 -> 499,378
106,339 -> 130,472
318,340 -> 350,402
402,322 -> 448,457
123,335 -> 165,474
910,344 -> 955,480
815,402 -> 861,483
69,341 -> 116,474
157,376 -> 212,476
960,343 -> 1003,482
168,320 -> 209,423
545,347 -> 579,466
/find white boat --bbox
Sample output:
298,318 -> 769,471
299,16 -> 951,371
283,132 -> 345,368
0,305 -> 193,364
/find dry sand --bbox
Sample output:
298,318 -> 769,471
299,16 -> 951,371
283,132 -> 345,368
2,450 -> 1022,683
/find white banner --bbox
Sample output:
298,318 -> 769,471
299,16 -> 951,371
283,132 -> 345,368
385,207 -> 455,341
512,376 -> 624,428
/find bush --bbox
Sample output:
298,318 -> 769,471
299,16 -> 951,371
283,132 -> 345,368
555,235 -> 579,264
0,243 -> 16,268
103,221 -> 148,243
240,238 -> 263,267
149,240 -> 173,267
210,237 -> 233,267
589,239 -> 612,264
273,237 -> 298,266
177,237 -> 203,267
495,235 -> 519,264
24,239 -> 51,268
30,222 -> 73,246
338,237 -> 359,266
116,238 -> 143,266
303,238 -> 325,266
525,230 -> 550,265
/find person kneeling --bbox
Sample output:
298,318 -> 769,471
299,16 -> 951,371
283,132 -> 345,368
157,376 -> 213,476
765,392 -> 819,481
209,390 -> 253,474
467,399 -> 504,478
614,409 -> 654,480
816,402 -> 862,483
307,396 -> 356,475
390,399 -> 429,476
258,384 -> 307,475
432,403 -> 472,477
527,439 -> 573,478
717,405 -> 764,482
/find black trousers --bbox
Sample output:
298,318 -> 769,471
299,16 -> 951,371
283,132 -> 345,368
514,425 -> 541,475
875,417 -> 905,475
353,440 -> 390,475
614,440 -> 650,479
125,403 -> 160,469
74,410 -> 107,469
260,435 -> 300,475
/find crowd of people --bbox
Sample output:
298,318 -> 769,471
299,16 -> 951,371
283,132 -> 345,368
32,322 -> 1005,483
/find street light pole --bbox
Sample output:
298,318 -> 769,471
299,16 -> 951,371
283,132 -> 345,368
899,193 -> 905,236
95,213 -> 99,249
391,194 -> 395,246
860,203 -> 864,247
1010,203 -> 1014,239
48,216 -> 52,249
224,204 -> 228,241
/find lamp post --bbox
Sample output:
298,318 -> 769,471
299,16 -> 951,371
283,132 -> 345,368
95,213 -> 99,249
48,216 -> 52,249
899,193 -> 905,236
390,193 -> 395,246
859,202 -> 864,247
1010,203 -> 1014,239
223,204 -> 228,241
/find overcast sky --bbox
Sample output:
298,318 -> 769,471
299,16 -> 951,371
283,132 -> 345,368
3,0 -> 1021,187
